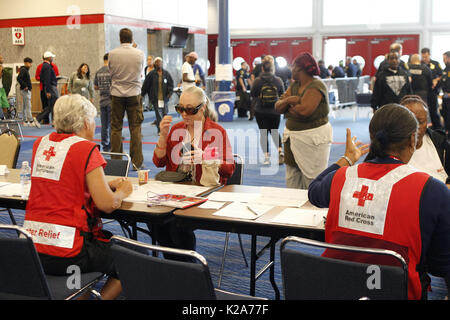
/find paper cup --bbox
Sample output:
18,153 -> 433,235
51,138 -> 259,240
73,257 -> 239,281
138,169 -> 149,185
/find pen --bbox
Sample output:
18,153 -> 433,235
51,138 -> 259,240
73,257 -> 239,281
246,205 -> 259,216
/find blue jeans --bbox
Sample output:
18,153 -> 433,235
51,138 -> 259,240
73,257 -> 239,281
100,105 -> 111,151
152,99 -> 168,133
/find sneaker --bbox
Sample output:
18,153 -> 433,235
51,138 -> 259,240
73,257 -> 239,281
33,118 -> 41,128
263,156 -> 271,166
278,151 -> 285,165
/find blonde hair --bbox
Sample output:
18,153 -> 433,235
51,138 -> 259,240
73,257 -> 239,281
261,55 -> 275,74
182,86 -> 218,122
53,94 -> 97,133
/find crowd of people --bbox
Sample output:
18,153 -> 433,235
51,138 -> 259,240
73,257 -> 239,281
2,29 -> 450,300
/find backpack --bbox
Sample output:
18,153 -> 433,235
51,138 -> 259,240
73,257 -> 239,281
259,78 -> 279,107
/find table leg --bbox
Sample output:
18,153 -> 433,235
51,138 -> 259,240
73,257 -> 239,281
250,235 -> 257,296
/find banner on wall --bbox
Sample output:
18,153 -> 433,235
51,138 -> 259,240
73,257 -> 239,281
12,27 -> 25,46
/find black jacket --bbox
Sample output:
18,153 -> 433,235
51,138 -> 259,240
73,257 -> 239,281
40,62 -> 57,94
365,128 -> 450,184
371,68 -> 412,110
409,64 -> 432,102
141,69 -> 174,102
17,66 -> 32,90
427,128 -> 450,184
377,59 -> 410,77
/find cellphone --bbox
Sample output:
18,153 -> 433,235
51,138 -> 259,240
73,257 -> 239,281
181,143 -> 194,155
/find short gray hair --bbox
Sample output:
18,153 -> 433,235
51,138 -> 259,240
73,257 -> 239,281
53,94 -> 97,133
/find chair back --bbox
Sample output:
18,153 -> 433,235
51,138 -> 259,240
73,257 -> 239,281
280,236 -> 408,300
0,130 -> 21,168
0,224 -> 52,300
111,235 -> 217,300
101,152 -> 131,177
226,154 -> 243,185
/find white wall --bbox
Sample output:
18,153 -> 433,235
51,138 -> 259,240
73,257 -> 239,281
104,0 -> 208,29
0,0 -> 208,29
0,0 -> 104,19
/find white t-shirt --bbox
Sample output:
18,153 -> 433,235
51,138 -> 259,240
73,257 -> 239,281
182,61 -> 195,90
408,134 -> 448,184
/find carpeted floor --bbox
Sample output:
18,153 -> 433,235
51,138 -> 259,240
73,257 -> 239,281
2,105 -> 448,300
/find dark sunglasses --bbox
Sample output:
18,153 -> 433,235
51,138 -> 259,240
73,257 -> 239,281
175,103 -> 203,115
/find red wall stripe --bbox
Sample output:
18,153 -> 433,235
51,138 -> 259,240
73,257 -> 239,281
0,14 -> 104,28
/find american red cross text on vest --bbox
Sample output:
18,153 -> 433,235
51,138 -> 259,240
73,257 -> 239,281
43,146 -> 56,161
353,185 -> 374,207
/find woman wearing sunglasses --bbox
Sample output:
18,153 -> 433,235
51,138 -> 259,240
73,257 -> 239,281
151,86 -> 235,260
153,86 -> 235,186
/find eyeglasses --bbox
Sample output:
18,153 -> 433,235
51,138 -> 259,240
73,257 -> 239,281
175,103 -> 203,115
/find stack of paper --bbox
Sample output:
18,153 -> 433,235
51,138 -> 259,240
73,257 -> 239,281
212,202 -> 274,220
270,208 -> 327,228
0,165 -> 8,176
253,187 -> 309,207
0,183 -> 28,198
198,201 -> 227,210
206,192 -> 260,203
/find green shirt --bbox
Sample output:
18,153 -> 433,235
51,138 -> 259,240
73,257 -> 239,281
69,72 -> 95,100
284,78 -> 330,167
285,78 -> 329,131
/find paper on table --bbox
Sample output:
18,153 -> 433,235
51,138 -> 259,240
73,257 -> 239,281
255,187 -> 309,207
0,183 -> 29,198
198,200 -> 227,210
213,202 -> 273,220
207,192 -> 260,203
271,208 -> 327,228
0,165 -> 7,176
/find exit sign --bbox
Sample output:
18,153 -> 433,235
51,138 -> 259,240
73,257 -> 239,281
12,27 -> 25,46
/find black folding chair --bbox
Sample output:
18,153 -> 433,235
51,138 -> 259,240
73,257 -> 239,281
101,152 -> 131,177
218,154 -> 249,288
111,235 -> 266,300
280,236 -> 408,300
100,151 -> 132,236
0,224 -> 103,300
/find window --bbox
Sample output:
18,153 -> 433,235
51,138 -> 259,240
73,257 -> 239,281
233,57 -> 245,71
432,0 -> 450,23
431,34 -> 450,65
229,0 -> 313,29
324,38 -> 347,68
323,0 -> 420,26
276,57 -> 288,69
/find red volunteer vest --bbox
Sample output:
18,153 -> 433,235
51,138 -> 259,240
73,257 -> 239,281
325,162 -> 430,300
24,133 -> 104,258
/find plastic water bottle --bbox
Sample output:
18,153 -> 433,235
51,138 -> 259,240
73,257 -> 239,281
20,161 -> 31,200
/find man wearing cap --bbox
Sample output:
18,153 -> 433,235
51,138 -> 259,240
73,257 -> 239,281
141,57 -> 174,134
36,51 -> 59,124
35,52 -> 60,124
182,52 -> 200,91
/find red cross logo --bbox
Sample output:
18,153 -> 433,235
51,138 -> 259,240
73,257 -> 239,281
353,185 -> 374,207
43,146 -> 56,161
